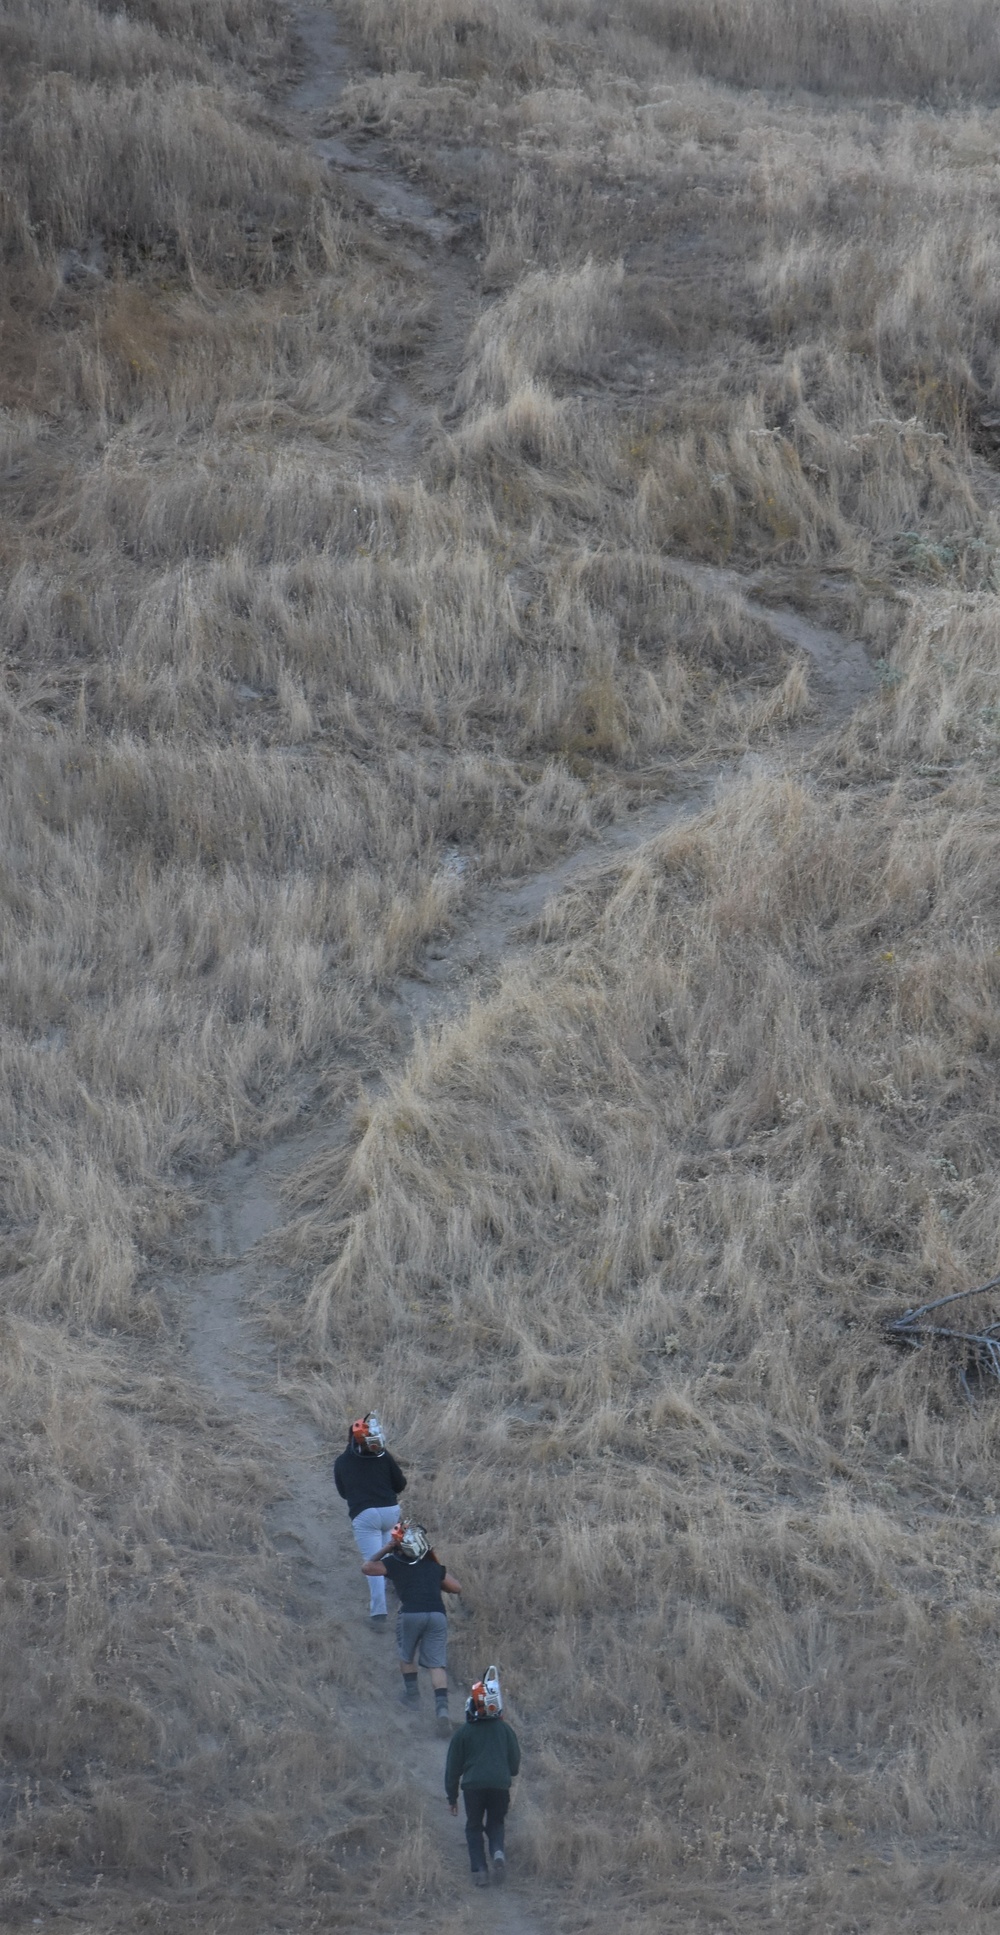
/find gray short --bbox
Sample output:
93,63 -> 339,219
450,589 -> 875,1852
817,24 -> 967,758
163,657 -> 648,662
397,1609 -> 448,1669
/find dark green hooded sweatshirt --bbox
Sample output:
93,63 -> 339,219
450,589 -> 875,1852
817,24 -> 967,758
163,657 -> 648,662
445,1718 -> 521,1803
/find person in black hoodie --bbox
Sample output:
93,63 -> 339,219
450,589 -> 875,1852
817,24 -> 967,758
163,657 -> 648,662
332,1412 -> 407,1624
445,1667 -> 520,1887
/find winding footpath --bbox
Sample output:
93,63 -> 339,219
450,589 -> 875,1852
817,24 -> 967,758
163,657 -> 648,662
172,6 -> 877,1922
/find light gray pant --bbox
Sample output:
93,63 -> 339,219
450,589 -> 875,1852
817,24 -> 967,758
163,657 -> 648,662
351,1505 -> 400,1614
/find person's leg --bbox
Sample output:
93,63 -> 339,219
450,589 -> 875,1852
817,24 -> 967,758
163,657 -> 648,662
396,1613 -> 421,1702
463,1789 -> 488,1875
431,1670 -> 450,1734
485,1787 -> 510,1864
417,1612 -> 450,1733
372,1502 -> 402,1611
351,1507 -> 394,1616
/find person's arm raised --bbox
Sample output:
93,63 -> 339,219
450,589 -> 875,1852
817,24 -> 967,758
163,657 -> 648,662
361,1558 -> 388,1577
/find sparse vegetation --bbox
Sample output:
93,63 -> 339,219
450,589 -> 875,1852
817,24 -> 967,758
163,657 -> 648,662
5,0 -> 1000,1927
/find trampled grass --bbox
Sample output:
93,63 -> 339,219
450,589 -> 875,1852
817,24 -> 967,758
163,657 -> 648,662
5,0 -> 1000,1926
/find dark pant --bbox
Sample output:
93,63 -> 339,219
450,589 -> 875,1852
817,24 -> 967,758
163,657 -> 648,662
463,1787 -> 509,1871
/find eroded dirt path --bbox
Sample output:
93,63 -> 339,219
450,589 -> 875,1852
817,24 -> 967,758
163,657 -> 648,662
289,7 -> 458,243
173,6 -> 878,1922
285,4 -> 479,469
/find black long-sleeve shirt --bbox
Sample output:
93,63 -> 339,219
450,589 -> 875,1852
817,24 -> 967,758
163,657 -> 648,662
333,1438 -> 407,1519
383,1553 -> 447,1613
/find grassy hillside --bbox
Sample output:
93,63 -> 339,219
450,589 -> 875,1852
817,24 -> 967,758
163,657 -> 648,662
288,754 -> 1000,1925
3,0 -> 1000,1927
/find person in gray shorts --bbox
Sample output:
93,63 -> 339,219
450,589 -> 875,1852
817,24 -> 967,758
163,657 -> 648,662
362,1521 -> 462,1736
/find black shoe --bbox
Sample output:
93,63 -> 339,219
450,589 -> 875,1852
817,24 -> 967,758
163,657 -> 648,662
435,1710 -> 452,1738
472,1871 -> 489,1889
369,1613 -> 388,1628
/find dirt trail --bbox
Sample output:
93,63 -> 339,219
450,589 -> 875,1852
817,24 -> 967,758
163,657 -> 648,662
289,7 -> 456,243
173,6 -> 877,1921
285,4 -> 478,466
178,580 -> 873,1913
175,1179 -> 538,1934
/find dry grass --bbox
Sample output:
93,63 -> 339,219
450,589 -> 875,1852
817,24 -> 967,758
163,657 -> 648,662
351,0 -> 1000,97
622,0 -> 1000,99
1,76 -> 330,277
7,0 -> 1000,1926
0,1314 -> 397,1922
0,0 -> 285,84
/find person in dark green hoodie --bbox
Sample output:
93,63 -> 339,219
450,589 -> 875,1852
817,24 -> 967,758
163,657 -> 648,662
444,1667 -> 520,1888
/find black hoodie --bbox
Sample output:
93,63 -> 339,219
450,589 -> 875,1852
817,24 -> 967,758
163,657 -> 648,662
333,1434 -> 407,1519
